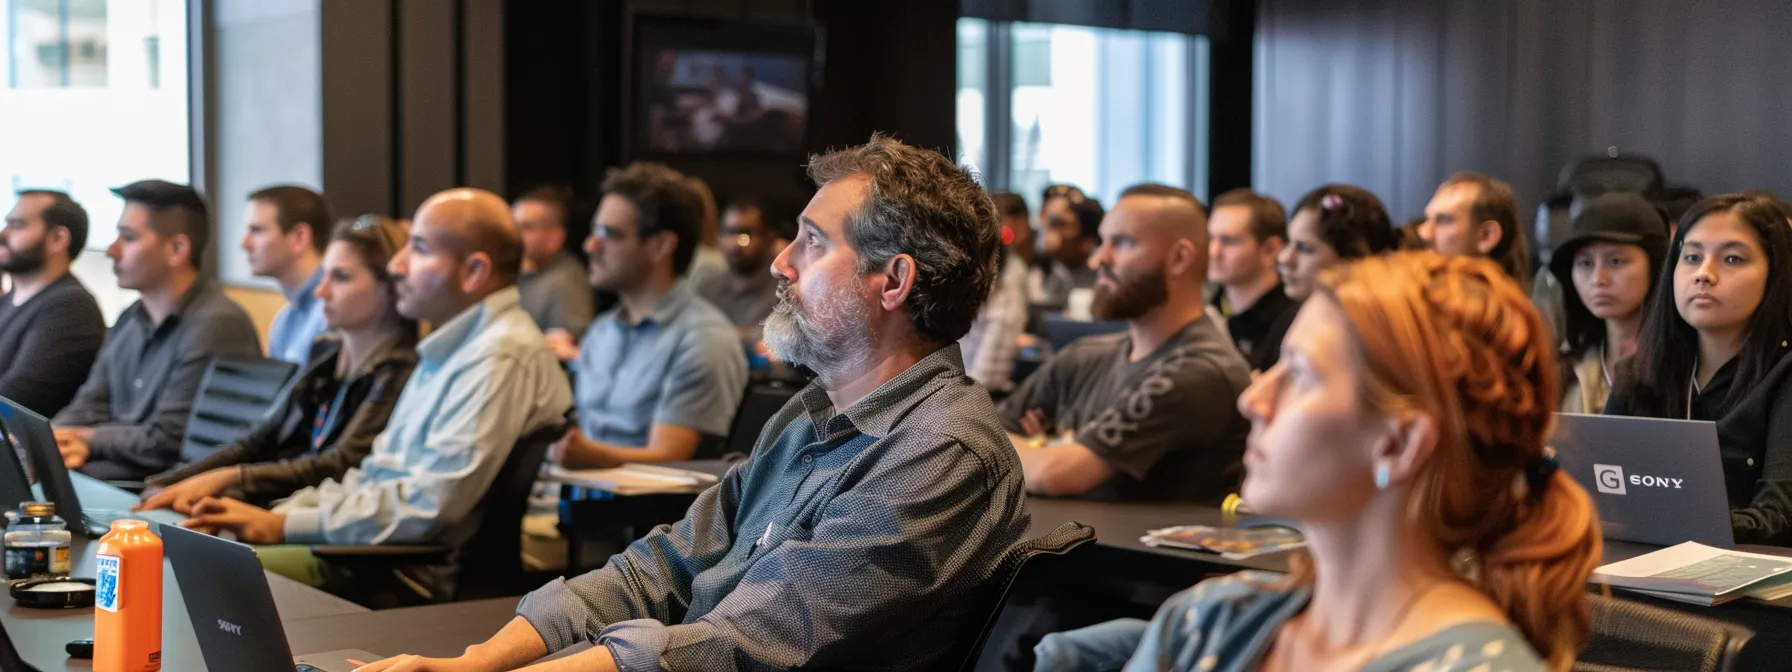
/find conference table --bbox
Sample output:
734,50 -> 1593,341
2,474 -> 521,671
554,460 -> 739,573
1025,496 -> 1792,671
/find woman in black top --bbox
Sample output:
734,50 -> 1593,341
1605,193 -> 1792,545
1254,185 -> 1399,365
137,216 -> 419,511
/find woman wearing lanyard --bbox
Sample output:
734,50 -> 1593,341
137,215 -> 419,512
1605,192 -> 1792,546
1549,193 -> 1669,414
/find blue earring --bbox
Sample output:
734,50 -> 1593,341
1374,465 -> 1390,490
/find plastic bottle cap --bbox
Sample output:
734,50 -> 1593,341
109,519 -> 148,531
20,502 -> 52,518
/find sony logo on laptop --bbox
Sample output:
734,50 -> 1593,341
218,619 -> 243,636
1592,464 -> 1685,495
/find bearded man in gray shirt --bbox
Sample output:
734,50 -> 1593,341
362,136 -> 1031,672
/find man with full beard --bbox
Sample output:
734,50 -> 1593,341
695,197 -> 787,339
359,135 -> 1030,672
998,183 -> 1251,503
0,190 -> 106,417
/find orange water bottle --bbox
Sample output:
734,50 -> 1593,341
94,520 -> 161,671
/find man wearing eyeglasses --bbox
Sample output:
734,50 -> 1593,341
695,197 -> 788,340
549,162 -> 748,468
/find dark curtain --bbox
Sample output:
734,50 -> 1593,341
1254,0 -> 1792,220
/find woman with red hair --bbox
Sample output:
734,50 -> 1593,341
1039,252 -> 1602,671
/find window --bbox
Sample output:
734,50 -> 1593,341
955,18 -> 988,176
1,0 -> 190,251
1,0 -> 189,321
956,19 -> 1208,211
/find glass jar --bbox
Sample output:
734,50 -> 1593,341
4,501 -> 71,582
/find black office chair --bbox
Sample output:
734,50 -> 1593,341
1573,593 -> 1752,672
1042,317 -> 1126,354
308,421 -> 568,606
954,522 -> 1098,671
180,356 -> 300,464
107,356 -> 297,493
714,379 -> 800,459
1559,155 -> 1665,202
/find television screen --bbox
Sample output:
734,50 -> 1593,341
640,48 -> 809,154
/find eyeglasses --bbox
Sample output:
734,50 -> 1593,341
1043,184 -> 1089,204
591,225 -> 637,243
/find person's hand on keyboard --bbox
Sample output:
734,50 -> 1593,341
136,467 -> 239,513
181,497 -> 288,544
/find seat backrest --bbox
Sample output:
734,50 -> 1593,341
721,379 -> 801,458
1043,317 -> 1126,353
1559,155 -> 1665,201
1573,593 -> 1752,672
179,356 -> 300,464
955,522 -> 1097,671
456,422 -> 567,586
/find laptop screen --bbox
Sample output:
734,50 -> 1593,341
0,398 -> 83,535
0,417 -> 35,512
1551,413 -> 1733,548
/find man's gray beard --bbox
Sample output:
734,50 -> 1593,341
762,282 -> 873,379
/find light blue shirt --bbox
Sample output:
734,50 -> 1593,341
574,281 -> 748,447
268,267 -> 330,365
276,287 -> 573,546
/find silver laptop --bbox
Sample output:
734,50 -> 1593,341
162,524 -> 382,672
0,396 -> 182,537
1551,413 -> 1733,548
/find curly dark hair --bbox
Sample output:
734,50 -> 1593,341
806,134 -> 1003,344
1291,184 -> 1397,260
600,163 -> 704,275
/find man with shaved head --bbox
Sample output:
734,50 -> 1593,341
181,188 -> 572,598
999,183 -> 1250,503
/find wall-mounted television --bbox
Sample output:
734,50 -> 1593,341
631,19 -> 819,157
